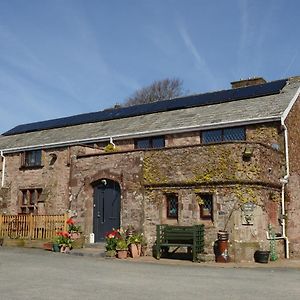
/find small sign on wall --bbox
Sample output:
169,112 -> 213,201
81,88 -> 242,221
241,202 -> 255,225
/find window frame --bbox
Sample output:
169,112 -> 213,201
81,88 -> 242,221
19,188 -> 43,215
201,126 -> 245,144
21,150 -> 42,168
166,193 -> 178,219
197,193 -> 213,221
134,136 -> 165,150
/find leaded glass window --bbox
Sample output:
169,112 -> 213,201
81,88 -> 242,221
166,194 -> 178,219
135,138 -> 150,149
197,193 -> 213,221
135,136 -> 165,149
202,129 -> 222,143
223,127 -> 245,141
202,127 -> 245,144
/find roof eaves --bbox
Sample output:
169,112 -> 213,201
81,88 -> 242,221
281,84 -> 300,121
0,116 -> 281,154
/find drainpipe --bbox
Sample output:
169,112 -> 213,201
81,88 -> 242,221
267,120 -> 290,258
0,150 -> 5,187
281,121 -> 290,258
109,137 -> 116,149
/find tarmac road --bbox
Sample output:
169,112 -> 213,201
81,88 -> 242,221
0,247 -> 299,300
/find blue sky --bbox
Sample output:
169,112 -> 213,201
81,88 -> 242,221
0,0 -> 299,134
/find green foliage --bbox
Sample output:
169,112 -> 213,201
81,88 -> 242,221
105,227 -> 145,251
53,231 -> 72,247
104,143 -> 117,153
128,232 -> 145,245
116,239 -> 128,250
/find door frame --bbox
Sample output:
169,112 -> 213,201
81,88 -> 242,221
92,178 -> 121,242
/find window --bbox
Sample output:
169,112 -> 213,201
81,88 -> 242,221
19,188 -> 43,214
166,193 -> 178,219
135,136 -> 165,149
21,150 -> 42,167
197,193 -> 213,221
202,127 -> 245,144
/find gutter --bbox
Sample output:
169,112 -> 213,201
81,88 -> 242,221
0,150 -> 5,187
0,116 -> 281,154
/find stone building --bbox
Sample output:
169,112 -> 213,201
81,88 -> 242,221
1,76 -> 300,261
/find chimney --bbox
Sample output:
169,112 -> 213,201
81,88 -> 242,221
231,77 -> 267,89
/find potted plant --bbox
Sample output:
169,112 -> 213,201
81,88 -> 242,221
54,231 -> 73,253
128,232 -> 144,258
105,229 -> 119,257
66,218 -> 82,239
116,239 -> 128,259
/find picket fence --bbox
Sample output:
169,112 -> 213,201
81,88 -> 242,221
0,214 -> 68,240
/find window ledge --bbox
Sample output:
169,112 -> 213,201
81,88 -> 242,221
19,165 -> 44,170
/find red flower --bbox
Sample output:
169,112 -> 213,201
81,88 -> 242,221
66,218 -> 75,225
105,229 -> 120,239
57,231 -> 70,238
62,231 -> 70,238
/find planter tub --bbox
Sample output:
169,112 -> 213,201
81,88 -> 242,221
254,250 -> 270,263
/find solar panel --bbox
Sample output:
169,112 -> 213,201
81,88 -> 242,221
3,79 -> 287,136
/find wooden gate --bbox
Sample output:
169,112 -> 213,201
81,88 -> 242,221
0,214 -> 68,240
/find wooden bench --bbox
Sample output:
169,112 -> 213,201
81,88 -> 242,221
155,224 -> 205,262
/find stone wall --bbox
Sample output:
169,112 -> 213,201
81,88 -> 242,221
70,151 -> 145,236
0,148 -> 71,215
141,140 -> 284,261
142,142 -> 283,186
0,121 -> 288,261
285,95 -> 300,257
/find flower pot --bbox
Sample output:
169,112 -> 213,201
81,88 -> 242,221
117,250 -> 128,259
70,232 -> 81,240
129,244 -> 140,258
60,245 -> 71,253
43,242 -> 53,251
52,243 -> 60,252
254,250 -> 270,263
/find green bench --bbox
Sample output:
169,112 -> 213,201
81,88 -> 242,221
155,224 -> 205,262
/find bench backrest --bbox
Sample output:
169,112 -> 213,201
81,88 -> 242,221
157,224 -> 204,245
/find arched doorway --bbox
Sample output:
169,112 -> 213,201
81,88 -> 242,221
93,179 -> 121,242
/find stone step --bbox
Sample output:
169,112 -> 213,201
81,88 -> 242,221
69,247 -> 105,257
84,242 -> 106,249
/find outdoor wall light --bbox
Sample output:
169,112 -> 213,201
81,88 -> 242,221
243,147 -> 253,160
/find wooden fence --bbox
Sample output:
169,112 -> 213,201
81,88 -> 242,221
0,214 -> 68,240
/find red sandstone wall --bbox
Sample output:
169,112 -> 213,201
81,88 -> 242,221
285,95 -> 300,257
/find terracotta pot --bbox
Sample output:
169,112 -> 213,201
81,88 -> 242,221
129,244 -> 140,258
117,250 -> 128,259
70,232 -> 81,240
43,242 -> 53,251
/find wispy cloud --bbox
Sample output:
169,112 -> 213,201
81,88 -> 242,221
177,22 -> 217,90
236,0 -> 282,77
283,50 -> 299,77
236,0 -> 249,76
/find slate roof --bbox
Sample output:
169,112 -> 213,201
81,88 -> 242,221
0,77 -> 299,153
